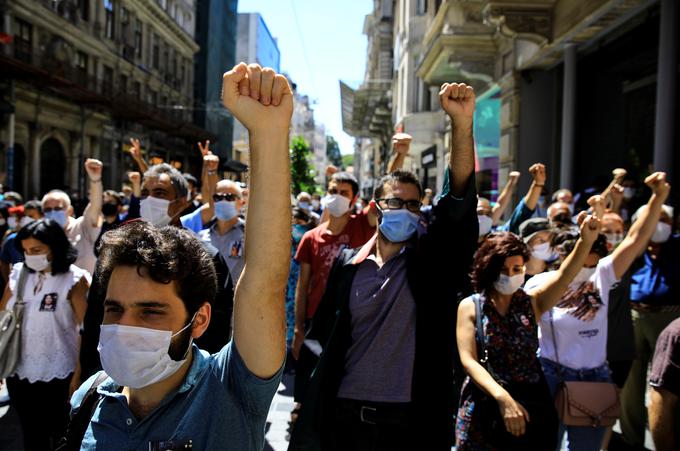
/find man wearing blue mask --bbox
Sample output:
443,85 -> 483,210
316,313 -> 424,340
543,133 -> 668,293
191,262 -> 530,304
41,159 -> 104,275
289,82 -> 478,451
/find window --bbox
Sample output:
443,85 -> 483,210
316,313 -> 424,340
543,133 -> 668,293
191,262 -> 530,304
163,48 -> 169,74
135,20 -> 143,57
148,89 -> 157,105
76,51 -> 88,83
152,34 -> 159,69
78,0 -> 89,21
417,0 -> 427,15
102,66 -> 114,96
119,74 -> 128,92
14,19 -> 32,62
121,7 -> 129,39
104,0 -> 115,39
131,81 -> 141,99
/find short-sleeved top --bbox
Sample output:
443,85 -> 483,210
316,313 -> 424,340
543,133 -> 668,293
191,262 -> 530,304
630,235 -> 680,307
180,206 -> 206,234
198,219 -> 246,287
294,212 -> 375,319
6,262 -> 90,382
0,232 -> 23,264
70,342 -> 283,451
337,248 -> 416,402
66,212 -> 101,275
526,255 -> 619,369
650,318 -> 680,397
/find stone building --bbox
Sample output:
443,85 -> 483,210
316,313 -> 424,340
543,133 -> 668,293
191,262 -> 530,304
0,0 -> 208,198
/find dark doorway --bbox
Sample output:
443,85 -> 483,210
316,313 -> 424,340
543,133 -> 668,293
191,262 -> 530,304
40,138 -> 66,192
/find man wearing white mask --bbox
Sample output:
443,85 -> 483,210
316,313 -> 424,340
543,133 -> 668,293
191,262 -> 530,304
69,62 -> 293,450
620,202 -> 680,449
41,159 -> 104,274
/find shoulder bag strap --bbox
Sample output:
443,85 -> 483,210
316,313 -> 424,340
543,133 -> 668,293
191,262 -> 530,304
548,309 -> 565,381
472,293 -> 489,367
12,267 -> 29,321
58,372 -> 109,451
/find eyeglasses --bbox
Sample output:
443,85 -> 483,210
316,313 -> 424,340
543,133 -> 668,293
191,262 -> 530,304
43,206 -> 65,213
213,193 -> 240,202
376,198 -> 422,213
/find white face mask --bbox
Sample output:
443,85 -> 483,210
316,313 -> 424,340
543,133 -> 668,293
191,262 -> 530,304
7,217 -> 17,229
322,194 -> 351,218
493,272 -> 525,295
19,216 -> 34,228
311,199 -> 320,209
623,187 -> 635,200
605,232 -> 624,250
98,318 -> 194,389
24,253 -> 50,272
140,196 -> 172,227
478,215 -> 493,237
651,222 -> 672,244
531,242 -> 553,261
573,266 -> 597,284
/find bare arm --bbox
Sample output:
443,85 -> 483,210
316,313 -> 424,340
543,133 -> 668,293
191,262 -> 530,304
491,171 -> 519,224
440,83 -> 475,197
128,138 -> 149,173
292,262 -> 311,360
528,216 -> 600,317
649,387 -> 678,451
611,172 -> 670,279
523,163 -> 546,211
84,159 -> 103,228
199,147 -> 219,226
225,63 -> 292,378
457,299 -> 531,437
67,276 -> 89,396
0,284 -> 11,310
387,133 -> 411,173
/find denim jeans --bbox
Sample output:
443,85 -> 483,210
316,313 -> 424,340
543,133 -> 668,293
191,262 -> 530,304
540,358 -> 612,451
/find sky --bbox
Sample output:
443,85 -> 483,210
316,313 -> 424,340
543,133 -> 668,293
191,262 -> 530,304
236,0 -> 373,155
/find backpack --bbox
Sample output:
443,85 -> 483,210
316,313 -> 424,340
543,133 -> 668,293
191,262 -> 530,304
56,372 -> 109,451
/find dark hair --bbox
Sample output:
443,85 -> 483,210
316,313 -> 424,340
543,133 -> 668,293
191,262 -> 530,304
97,222 -> 217,316
374,170 -> 423,200
104,190 -> 123,206
15,219 -> 78,274
330,172 -> 359,198
24,200 -> 43,214
292,207 -> 310,222
183,173 -> 199,190
554,232 -> 609,258
144,163 -> 189,199
471,232 -> 530,293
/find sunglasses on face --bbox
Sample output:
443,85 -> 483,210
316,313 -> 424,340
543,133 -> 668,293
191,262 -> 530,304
43,206 -> 65,213
376,198 -> 422,213
213,193 -> 240,202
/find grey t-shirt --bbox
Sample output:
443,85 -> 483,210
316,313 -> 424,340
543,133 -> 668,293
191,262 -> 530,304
199,219 -> 245,286
337,249 -> 416,403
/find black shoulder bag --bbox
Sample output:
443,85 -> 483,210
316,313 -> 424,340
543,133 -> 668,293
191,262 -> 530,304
56,371 -> 109,451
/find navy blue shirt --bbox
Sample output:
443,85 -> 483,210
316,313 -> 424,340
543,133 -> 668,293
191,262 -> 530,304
0,233 -> 23,264
71,342 -> 283,451
630,235 -> 680,307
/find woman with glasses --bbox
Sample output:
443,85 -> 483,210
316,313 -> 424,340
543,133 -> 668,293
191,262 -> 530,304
0,219 -> 90,451
456,218 -> 600,450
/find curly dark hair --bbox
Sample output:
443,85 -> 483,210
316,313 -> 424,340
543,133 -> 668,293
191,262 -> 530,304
97,222 -> 217,316
15,219 -> 78,274
471,232 -> 530,293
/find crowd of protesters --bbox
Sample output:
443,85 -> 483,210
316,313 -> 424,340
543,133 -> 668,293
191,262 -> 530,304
0,62 -> 678,451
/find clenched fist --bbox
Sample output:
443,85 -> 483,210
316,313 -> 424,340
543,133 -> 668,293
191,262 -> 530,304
128,171 -> 141,186
222,63 -> 293,132
645,172 -> 670,201
508,171 -> 521,185
579,215 -> 601,246
392,133 -> 412,156
529,163 -> 546,186
84,159 -> 103,181
439,82 -> 475,120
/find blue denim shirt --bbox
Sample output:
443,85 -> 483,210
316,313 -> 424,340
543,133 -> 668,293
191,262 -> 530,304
70,342 -> 283,451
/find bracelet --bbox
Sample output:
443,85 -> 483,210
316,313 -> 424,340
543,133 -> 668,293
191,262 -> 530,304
207,170 -> 217,176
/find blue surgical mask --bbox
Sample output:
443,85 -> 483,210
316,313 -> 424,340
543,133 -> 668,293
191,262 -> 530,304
45,210 -> 68,228
215,200 -> 238,221
378,208 -> 420,243
298,201 -> 310,210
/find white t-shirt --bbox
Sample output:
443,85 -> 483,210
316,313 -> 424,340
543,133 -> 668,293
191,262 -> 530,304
7,263 -> 91,382
525,255 -> 619,370
65,210 -> 100,275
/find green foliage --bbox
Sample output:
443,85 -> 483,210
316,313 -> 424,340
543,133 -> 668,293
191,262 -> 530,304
290,136 -> 317,195
326,135 -> 343,168
341,154 -> 354,169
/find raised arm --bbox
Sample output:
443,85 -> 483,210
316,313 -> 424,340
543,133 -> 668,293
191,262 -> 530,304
491,171 -> 519,224
387,133 -> 412,173
611,172 -> 670,279
223,63 -> 292,378
440,83 -> 475,197
523,163 -> 546,211
199,143 -> 220,226
528,215 -> 600,316
128,138 -> 149,173
84,159 -> 103,228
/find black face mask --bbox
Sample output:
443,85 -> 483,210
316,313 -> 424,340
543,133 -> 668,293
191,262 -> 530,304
102,203 -> 119,217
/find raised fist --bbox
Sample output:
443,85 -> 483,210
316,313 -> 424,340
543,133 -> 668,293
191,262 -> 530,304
610,184 -> 624,202
326,165 -> 339,177
587,195 -> 606,219
128,171 -> 141,186
392,133 -> 412,156
529,163 -> 546,186
612,168 -> 627,182
204,153 -> 220,173
645,172 -> 671,200
198,140 -> 211,157
128,138 -> 143,160
579,215 -> 601,246
439,82 -> 475,120
84,158 -> 103,181
508,171 -> 521,185
221,62 -> 293,132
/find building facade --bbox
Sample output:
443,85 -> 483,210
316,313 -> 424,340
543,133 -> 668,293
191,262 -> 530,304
0,0 -> 208,198
193,0 -> 238,163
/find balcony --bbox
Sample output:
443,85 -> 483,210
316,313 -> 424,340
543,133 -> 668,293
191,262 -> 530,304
340,79 -> 393,138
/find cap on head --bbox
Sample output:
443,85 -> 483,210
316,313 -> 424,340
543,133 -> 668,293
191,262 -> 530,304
519,218 -> 551,243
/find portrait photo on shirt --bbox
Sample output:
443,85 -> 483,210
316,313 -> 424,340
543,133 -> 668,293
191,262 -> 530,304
39,292 -> 59,312
557,281 -> 603,321
229,240 -> 243,258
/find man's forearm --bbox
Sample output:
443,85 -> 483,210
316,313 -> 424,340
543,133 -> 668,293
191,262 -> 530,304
449,117 -> 474,197
524,183 -> 542,211
650,389 -> 677,451
86,178 -> 103,226
134,157 -> 148,173
387,153 -> 406,173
